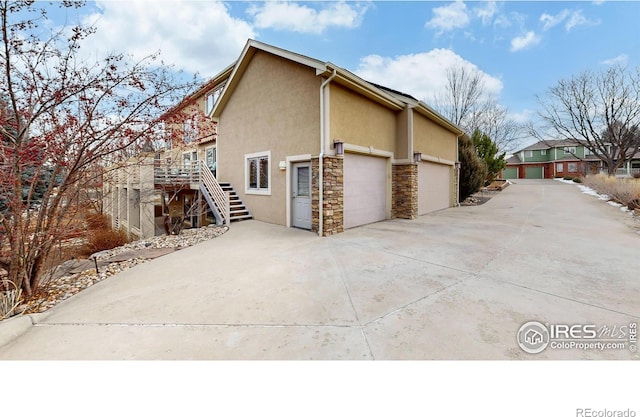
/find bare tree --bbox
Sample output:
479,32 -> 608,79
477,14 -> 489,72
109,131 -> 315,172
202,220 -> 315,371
0,1 -> 197,296
534,65 -> 640,174
433,65 -> 524,153
434,66 -> 485,128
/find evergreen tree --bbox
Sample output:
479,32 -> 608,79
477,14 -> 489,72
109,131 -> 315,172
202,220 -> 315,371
458,134 -> 488,201
471,129 -> 506,182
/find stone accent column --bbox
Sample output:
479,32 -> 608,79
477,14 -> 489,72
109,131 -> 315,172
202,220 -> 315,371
392,163 -> 418,219
312,155 -> 344,236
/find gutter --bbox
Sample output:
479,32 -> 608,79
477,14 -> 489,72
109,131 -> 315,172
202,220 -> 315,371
318,69 -> 337,237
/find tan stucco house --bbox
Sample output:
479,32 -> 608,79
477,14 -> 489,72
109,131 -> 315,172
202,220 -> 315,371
104,64 -> 252,238
105,39 -> 462,238
211,40 -> 462,236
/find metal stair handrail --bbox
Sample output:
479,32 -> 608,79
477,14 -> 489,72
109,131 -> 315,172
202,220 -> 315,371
198,159 -> 230,225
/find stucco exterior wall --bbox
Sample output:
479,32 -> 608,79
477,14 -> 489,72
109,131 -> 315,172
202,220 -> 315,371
412,111 -> 457,162
329,83 -> 397,153
217,51 -> 321,226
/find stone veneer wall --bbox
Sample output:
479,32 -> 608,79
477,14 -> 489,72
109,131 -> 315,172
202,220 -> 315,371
311,155 -> 344,236
392,163 -> 418,219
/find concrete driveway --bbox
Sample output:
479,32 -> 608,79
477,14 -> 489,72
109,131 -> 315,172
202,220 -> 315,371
1,179 -> 639,359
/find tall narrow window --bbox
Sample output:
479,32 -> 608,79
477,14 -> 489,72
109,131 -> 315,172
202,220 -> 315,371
206,84 -> 225,115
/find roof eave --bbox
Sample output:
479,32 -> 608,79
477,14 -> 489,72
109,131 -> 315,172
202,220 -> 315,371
319,64 -> 405,111
413,102 -> 464,136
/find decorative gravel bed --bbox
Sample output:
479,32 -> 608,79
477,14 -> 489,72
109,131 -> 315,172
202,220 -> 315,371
17,226 -> 228,315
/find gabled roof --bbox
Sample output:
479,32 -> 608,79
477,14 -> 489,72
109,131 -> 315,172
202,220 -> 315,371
211,39 -> 463,136
162,63 -> 234,118
505,154 -> 521,164
519,139 -> 591,151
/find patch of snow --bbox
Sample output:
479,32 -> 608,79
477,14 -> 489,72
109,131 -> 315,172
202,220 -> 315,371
607,201 -> 622,208
553,178 -> 575,184
577,184 -> 610,201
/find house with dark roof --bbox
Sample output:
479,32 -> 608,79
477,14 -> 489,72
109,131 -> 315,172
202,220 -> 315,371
104,39 -> 463,238
210,39 -> 463,235
501,139 -> 604,179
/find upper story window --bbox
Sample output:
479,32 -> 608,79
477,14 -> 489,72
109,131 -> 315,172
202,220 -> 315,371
183,115 -> 198,144
525,150 -> 533,158
540,149 -> 547,155
564,146 -> 576,154
584,147 -> 592,156
206,83 -> 225,115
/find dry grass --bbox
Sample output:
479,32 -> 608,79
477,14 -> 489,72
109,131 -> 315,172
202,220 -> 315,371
77,213 -> 129,256
583,173 -> 640,209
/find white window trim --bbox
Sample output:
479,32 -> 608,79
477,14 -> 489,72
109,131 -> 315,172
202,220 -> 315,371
556,163 -> 563,173
182,150 -> 197,169
540,149 -> 547,155
245,150 -> 271,195
206,84 -> 225,116
568,162 -> 578,173
525,150 -> 533,157
564,146 -> 576,154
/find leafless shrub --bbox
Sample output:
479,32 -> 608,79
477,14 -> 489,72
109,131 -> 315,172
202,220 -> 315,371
1,280 -> 22,320
583,174 -> 640,206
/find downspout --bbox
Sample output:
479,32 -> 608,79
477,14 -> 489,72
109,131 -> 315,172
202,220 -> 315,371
456,134 -> 461,207
319,68 -> 337,237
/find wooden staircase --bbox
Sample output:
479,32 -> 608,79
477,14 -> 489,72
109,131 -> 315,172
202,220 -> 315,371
218,182 -> 253,222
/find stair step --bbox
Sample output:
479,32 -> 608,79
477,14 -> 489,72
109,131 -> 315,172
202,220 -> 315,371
230,214 -> 253,221
203,181 -> 252,223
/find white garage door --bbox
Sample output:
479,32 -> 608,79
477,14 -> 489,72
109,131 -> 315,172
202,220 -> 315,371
344,153 -> 388,229
418,162 -> 451,215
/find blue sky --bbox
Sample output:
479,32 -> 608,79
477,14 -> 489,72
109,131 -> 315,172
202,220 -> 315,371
47,1 -> 640,147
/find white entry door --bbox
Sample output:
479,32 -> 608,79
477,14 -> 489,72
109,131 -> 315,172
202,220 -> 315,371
292,162 -> 311,229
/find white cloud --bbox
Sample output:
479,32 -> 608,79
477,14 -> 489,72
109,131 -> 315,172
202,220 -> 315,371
79,1 -> 255,77
509,109 -> 535,124
474,1 -> 498,26
565,10 -> 598,31
247,1 -> 369,34
510,31 -> 540,52
601,54 -> 629,66
540,9 -> 599,32
355,48 -> 503,104
540,9 -> 570,31
425,1 -> 470,33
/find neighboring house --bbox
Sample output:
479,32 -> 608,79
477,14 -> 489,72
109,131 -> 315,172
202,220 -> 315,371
210,40 -> 462,235
104,64 -> 252,239
105,39 -> 463,238
501,139 -> 604,179
612,148 -> 640,177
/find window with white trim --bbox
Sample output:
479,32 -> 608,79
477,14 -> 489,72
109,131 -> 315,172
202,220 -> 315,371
564,146 -> 576,154
183,150 -> 197,168
205,146 -> 217,173
584,147 -> 591,156
556,163 -> 563,173
525,150 -> 533,158
206,84 -> 225,115
568,162 -> 578,173
540,149 -> 547,155
183,115 -> 198,144
245,151 -> 271,195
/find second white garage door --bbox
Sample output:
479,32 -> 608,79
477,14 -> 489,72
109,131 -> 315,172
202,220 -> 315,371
344,153 -> 388,229
418,162 -> 452,215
